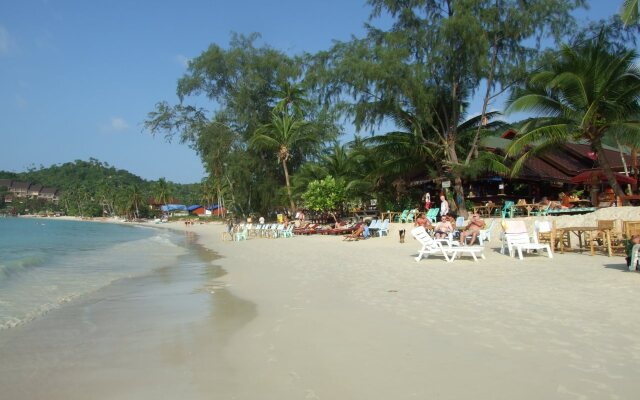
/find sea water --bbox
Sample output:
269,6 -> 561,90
0,218 -> 186,330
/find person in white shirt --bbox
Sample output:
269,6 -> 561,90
259,216 -> 265,224
440,195 -> 449,216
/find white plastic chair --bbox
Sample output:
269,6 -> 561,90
377,219 -> 390,236
411,227 -> 451,262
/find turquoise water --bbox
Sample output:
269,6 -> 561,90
0,218 -> 185,330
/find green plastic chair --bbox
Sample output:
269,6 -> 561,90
398,210 -> 410,222
426,208 -> 439,223
406,209 -> 417,223
501,201 -> 515,218
235,226 -> 248,241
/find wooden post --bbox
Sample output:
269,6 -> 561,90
551,220 -> 556,253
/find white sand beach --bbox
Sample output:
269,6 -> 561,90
2,209 -> 640,399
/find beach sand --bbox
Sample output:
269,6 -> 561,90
2,209 -> 640,399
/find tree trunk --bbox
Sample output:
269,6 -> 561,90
465,34 -> 498,165
282,158 -> 296,213
593,140 -> 626,204
447,140 -> 468,217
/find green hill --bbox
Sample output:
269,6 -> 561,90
0,158 -> 202,217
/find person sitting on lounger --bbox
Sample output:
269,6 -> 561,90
459,214 -> 485,245
434,215 -> 453,239
414,213 -> 433,230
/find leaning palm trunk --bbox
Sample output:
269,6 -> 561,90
281,158 -> 296,213
593,140 -> 626,204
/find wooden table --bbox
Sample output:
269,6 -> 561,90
472,205 -> 496,217
553,226 -> 611,256
380,211 -> 401,222
510,203 -> 544,217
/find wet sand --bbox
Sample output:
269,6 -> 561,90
0,232 -> 255,400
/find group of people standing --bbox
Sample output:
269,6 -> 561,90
422,192 -> 449,217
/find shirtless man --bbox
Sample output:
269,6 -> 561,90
459,214 -> 485,245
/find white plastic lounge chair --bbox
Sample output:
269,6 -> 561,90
368,219 -> 380,234
505,232 -> 553,260
377,219 -> 390,236
464,218 -> 495,245
412,227 -> 485,262
502,220 -> 552,260
411,227 -> 451,262
281,224 -> 294,238
500,220 -> 528,254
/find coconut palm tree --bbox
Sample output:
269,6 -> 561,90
506,35 -> 640,201
154,178 -> 171,209
622,0 -> 638,27
128,184 -> 143,219
250,112 -> 320,212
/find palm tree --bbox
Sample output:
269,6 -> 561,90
128,184 -> 143,219
293,141 -> 373,202
154,178 -> 171,210
506,35 -> 640,201
250,112 -> 319,212
622,0 -> 638,27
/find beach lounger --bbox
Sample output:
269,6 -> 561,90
412,227 -> 484,262
502,221 -> 552,260
377,219 -> 390,236
411,227 -> 450,262
464,218 -> 495,245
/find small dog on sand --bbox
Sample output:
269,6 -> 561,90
399,229 -> 406,243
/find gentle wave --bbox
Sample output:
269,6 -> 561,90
0,229 -> 186,331
0,255 -> 48,280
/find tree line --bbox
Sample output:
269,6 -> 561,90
145,0 -> 639,218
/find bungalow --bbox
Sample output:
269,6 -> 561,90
28,184 -> 43,197
207,204 -> 227,217
0,179 -> 12,188
187,205 -> 206,215
9,182 -> 30,198
38,187 -> 60,202
160,204 -> 188,216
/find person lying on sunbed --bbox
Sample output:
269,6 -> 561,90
459,214 -> 484,245
343,223 -> 369,241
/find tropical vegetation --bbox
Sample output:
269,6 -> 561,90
15,2 -> 636,219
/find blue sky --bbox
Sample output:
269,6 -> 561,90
0,1 -> 619,183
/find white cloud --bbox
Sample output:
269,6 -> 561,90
175,54 -> 190,68
101,117 -> 130,133
110,117 -> 129,131
0,25 -> 11,55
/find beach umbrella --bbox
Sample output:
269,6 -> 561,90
570,169 -> 637,185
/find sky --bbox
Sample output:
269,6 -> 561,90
0,0 -> 620,183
